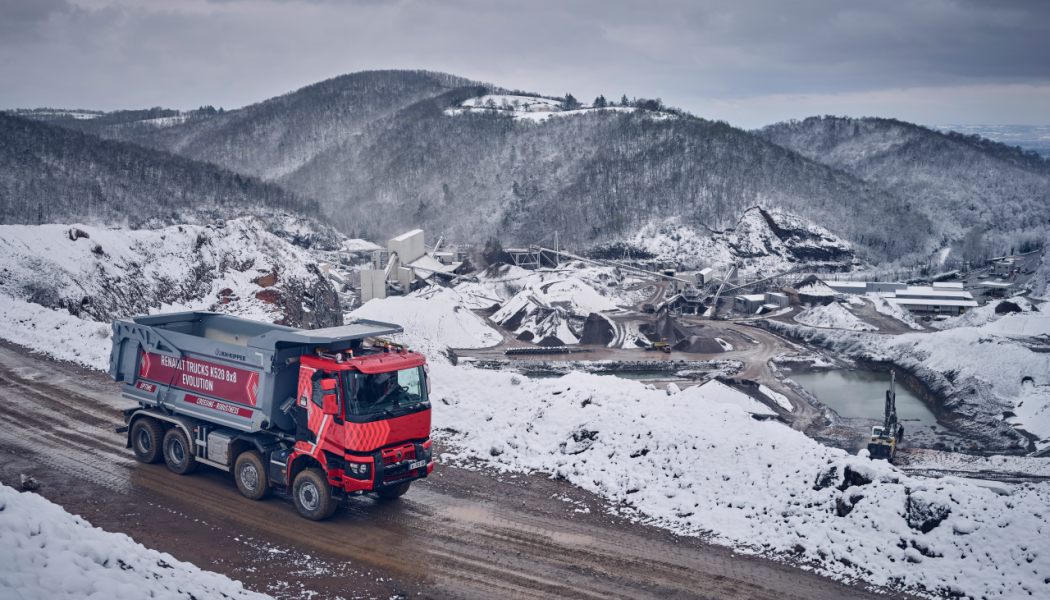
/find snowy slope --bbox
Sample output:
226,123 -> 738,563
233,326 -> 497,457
431,363 -> 1050,599
349,295 -> 502,362
867,293 -> 924,330
0,217 -> 340,330
628,208 -> 855,275
794,302 -> 878,331
0,483 -> 270,599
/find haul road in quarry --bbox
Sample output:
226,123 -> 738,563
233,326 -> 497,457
0,329 -> 900,599
109,311 -> 434,520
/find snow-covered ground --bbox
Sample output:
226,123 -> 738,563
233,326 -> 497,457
4,255 -> 1050,598
349,295 -> 501,360
0,483 -> 269,599
432,362 -> 1050,599
0,296 -> 113,370
867,293 -> 924,330
794,302 -> 878,331
0,218 -> 337,330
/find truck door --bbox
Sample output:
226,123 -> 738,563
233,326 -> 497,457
294,368 -> 346,456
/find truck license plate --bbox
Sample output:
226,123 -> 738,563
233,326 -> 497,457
409,459 -> 425,470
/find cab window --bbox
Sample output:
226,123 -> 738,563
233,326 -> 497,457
344,367 -> 428,416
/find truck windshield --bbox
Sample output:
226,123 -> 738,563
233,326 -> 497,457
344,366 -> 428,416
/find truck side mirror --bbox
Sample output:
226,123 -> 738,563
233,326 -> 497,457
323,392 -> 339,415
321,377 -> 339,415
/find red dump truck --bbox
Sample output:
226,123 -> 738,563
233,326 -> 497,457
109,311 -> 433,520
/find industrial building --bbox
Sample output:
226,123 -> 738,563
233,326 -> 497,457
823,280 -> 977,315
360,229 -> 465,303
734,292 -> 791,314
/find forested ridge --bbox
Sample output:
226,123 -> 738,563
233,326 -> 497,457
756,116 -> 1050,251
13,70 -> 1050,266
0,113 -> 317,228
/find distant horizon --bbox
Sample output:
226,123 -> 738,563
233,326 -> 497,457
3,1 -> 1048,130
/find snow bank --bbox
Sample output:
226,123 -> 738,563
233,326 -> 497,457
794,302 -> 878,331
431,363 -> 1050,598
679,380 -> 776,415
867,293 -> 924,330
0,483 -> 269,599
349,295 -> 501,362
759,384 -> 793,411
0,296 -> 112,371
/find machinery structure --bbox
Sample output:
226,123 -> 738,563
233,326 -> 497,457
867,371 -> 904,461
109,311 -> 433,520
645,338 -> 672,353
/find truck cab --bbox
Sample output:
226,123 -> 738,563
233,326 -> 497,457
109,311 -> 433,520
286,347 -> 434,517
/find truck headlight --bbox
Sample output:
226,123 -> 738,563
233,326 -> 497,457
346,461 -> 371,480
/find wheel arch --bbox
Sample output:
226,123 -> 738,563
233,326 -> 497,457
126,409 -> 196,452
287,453 -> 324,487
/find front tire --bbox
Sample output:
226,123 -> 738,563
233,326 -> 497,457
131,418 -> 164,464
234,450 -> 271,500
163,428 -> 198,475
293,468 -> 336,520
376,481 -> 411,500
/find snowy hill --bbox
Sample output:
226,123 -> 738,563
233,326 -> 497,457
756,116 -> 1050,257
0,218 -> 341,338
0,113 -> 324,236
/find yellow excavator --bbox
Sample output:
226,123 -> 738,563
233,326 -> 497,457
646,338 -> 672,353
867,371 -> 904,461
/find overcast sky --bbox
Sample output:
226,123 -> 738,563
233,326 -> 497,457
2,0 -> 1048,129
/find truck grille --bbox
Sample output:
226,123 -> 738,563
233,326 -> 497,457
381,445 -> 415,466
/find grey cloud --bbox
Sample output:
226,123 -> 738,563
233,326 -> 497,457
1,0 -> 1047,127
0,0 -> 72,41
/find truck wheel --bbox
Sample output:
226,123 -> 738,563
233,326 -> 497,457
131,418 -> 165,464
293,468 -> 337,520
376,481 -> 411,500
234,450 -> 271,501
163,428 -> 198,475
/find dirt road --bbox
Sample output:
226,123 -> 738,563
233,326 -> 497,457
0,340 -> 903,600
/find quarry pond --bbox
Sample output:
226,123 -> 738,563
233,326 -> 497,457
789,369 -> 937,426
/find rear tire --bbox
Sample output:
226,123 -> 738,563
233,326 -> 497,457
131,418 -> 164,464
163,428 -> 198,475
293,468 -> 337,520
376,481 -> 411,500
234,450 -> 271,500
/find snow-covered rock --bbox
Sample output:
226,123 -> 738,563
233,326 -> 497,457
0,483 -> 270,599
0,217 -> 341,330
492,277 -> 618,345
628,208 -> 855,276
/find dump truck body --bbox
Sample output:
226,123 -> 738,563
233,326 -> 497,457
109,311 -> 433,519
